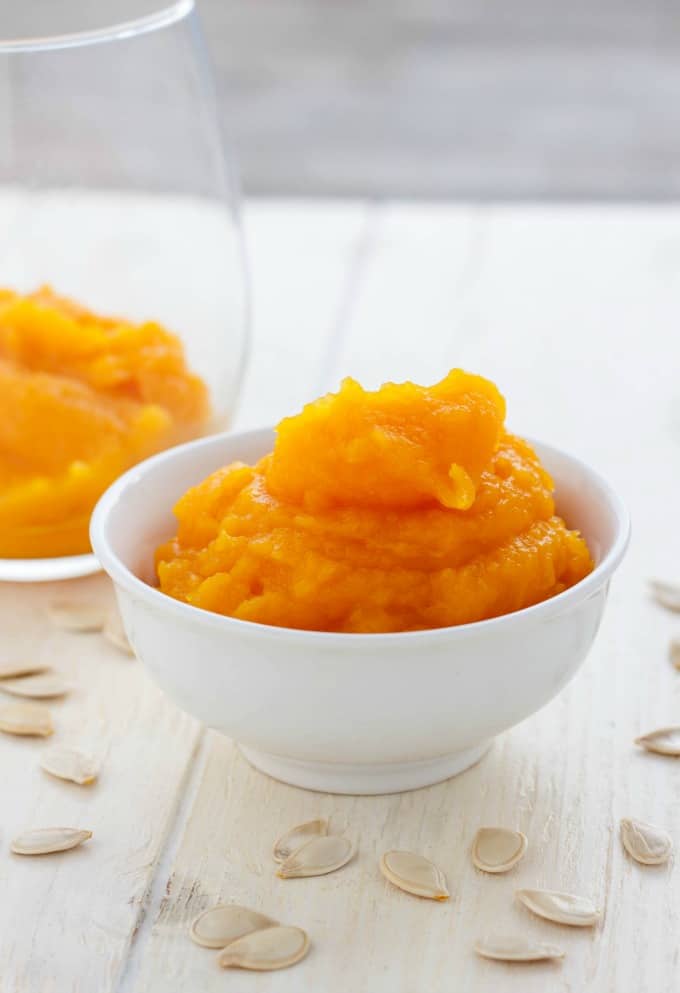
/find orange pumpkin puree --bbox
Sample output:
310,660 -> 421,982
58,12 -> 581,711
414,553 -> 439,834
156,370 -> 593,633
0,287 -> 209,558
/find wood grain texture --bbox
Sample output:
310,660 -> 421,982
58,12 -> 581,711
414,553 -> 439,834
0,575 -> 200,993
129,202 -> 680,992
235,199 -> 371,428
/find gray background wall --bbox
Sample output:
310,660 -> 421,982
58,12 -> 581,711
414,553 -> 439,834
3,1 -> 679,199
198,0 -> 680,199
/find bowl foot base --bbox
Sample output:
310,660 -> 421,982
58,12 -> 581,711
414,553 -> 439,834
238,740 -> 492,795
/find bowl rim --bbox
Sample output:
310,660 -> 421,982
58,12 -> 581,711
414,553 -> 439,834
90,427 -> 631,645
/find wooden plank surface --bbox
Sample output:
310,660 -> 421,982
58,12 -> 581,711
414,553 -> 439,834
1,200 -> 679,992
0,576 -> 201,993
129,203 -> 680,992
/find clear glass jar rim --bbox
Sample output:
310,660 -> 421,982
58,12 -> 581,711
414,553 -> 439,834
0,0 -> 193,53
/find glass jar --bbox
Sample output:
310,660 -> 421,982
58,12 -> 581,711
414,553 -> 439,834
0,0 -> 249,580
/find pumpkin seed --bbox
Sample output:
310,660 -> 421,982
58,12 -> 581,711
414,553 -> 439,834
621,818 -> 673,865
0,702 -> 53,737
40,745 -> 99,786
217,925 -> 309,971
516,888 -> 600,927
190,904 -> 276,949
103,614 -> 134,656
634,726 -> 680,757
0,661 -> 50,680
471,827 -> 527,874
0,673 -> 69,699
273,819 -> 328,863
47,600 -> 106,632
649,580 -> 680,613
669,639 -> 680,671
277,835 -> 354,879
475,935 -> 565,963
380,850 -> 449,901
11,827 -> 92,855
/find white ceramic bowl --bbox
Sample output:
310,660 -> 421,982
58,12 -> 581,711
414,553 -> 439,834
91,428 -> 629,795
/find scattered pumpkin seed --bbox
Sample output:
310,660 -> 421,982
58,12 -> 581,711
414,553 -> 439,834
217,925 -> 310,971
11,827 -> 92,855
649,580 -> 680,613
273,819 -> 328,863
471,827 -> 527,874
0,702 -> 53,737
516,888 -> 600,927
475,935 -> 565,963
0,673 -> 69,699
621,818 -> 673,866
669,639 -> 680,671
47,600 -> 106,632
0,661 -> 50,680
190,904 -> 276,949
277,835 -> 354,879
634,726 -> 680,757
40,745 -> 99,786
380,850 -> 449,901
103,614 -> 134,656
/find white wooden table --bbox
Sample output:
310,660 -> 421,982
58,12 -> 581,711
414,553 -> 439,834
2,200 -> 680,992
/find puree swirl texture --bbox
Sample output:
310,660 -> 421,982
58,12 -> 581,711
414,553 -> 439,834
155,370 -> 593,633
0,287 -> 209,558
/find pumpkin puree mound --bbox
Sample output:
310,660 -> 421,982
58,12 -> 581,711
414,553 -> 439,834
156,370 -> 593,633
0,287 -> 209,558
